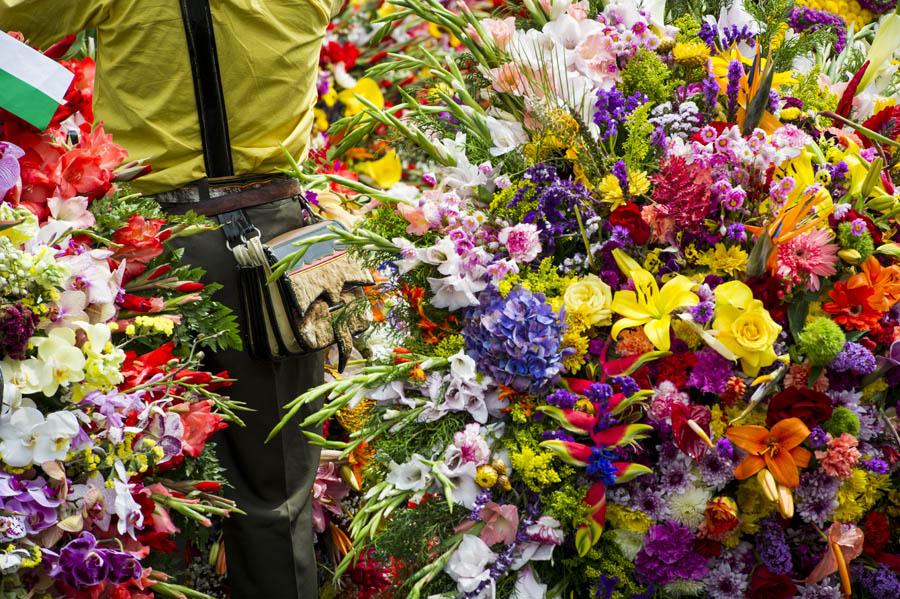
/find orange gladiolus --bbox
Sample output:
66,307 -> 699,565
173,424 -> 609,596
726,417 -> 812,488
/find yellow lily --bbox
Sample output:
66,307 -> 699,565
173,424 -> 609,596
337,77 -> 384,117
610,249 -> 699,351
355,150 -> 403,190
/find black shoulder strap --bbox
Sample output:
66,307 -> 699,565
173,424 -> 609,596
178,0 -> 234,179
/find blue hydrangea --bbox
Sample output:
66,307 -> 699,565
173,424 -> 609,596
464,287 -> 567,394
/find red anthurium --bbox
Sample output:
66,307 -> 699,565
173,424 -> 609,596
671,403 -> 714,460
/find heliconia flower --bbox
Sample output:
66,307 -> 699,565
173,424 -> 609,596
727,417 -> 811,488
538,406 -> 653,448
540,439 -> 593,466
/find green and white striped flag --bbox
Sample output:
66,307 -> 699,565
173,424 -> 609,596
0,32 -> 74,130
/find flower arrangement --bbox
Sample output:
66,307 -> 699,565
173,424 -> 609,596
284,0 -> 900,596
0,33 -> 243,598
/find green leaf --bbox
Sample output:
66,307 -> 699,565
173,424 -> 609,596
743,63 -> 776,135
746,227 -> 774,278
787,297 -> 809,343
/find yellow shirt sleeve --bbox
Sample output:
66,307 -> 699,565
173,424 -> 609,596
0,0 -> 110,49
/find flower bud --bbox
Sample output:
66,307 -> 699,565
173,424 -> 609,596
838,248 -> 862,264
475,465 -> 498,488
776,484 -> 794,519
758,469 -> 778,502
490,458 -> 507,476
496,474 -> 512,492
866,195 -> 896,212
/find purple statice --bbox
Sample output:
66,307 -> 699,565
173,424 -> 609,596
51,532 -> 142,589
0,303 -> 37,360
830,341 -> 876,374
851,563 -> 900,597
861,456 -> 889,473
698,22 -> 718,48
725,60 -> 743,123
509,164 -> 596,253
464,287 -> 567,395
612,160 -> 629,196
634,521 -> 708,585
650,125 -> 667,147
795,471 -> 840,526
688,349 -> 732,394
755,517 -> 793,575
593,86 -> 647,140
546,389 -> 578,409
698,22 -> 756,51
468,491 -> 492,521
689,301 -> 715,325
609,376 -> 640,398
698,441 -> 736,489
858,0 -> 898,13
788,6 -> 847,52
704,559 -> 750,599
596,574 -> 619,599
586,382 -> 613,404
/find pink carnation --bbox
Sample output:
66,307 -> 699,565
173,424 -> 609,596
648,381 -> 689,423
499,223 -> 541,263
815,433 -> 860,479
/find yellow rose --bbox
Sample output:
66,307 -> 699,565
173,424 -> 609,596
564,275 -> 612,327
712,281 -> 781,376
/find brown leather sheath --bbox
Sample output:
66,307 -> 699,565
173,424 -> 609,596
164,178 -> 302,216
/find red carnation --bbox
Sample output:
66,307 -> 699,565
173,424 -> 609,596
608,201 -> 650,244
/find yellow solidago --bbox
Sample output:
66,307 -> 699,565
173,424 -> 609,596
135,315 -> 176,337
673,41 -> 710,68
510,446 -> 562,491
606,504 -> 652,534
710,405 -> 727,440
695,244 -> 748,277
861,379 -> 888,403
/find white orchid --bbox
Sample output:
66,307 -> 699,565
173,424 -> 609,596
0,406 -> 79,467
28,327 -> 87,396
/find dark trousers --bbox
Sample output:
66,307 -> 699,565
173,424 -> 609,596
173,197 -> 322,599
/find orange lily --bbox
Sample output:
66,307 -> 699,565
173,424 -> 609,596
726,417 -> 811,488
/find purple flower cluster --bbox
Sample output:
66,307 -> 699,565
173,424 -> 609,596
755,517 -> 793,575
0,303 -> 37,360
464,287 -> 566,394
546,389 -> 578,408
829,341 -> 876,374
857,0 -> 898,14
634,521 -> 708,585
688,349 -> 732,394
510,164 -> 596,252
851,563 -> 900,597
699,440 -> 737,489
788,7 -> 847,53
0,473 -> 61,534
51,532 -> 142,589
593,87 -> 647,140
587,448 -> 618,485
698,22 -> 757,51
725,60 -> 743,122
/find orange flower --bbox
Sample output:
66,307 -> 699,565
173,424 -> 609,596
858,257 -> 900,312
726,417 -> 811,488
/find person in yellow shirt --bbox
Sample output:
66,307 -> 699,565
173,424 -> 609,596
1,1 -> 340,597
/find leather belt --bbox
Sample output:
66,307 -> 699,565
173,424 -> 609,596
163,178 -> 302,216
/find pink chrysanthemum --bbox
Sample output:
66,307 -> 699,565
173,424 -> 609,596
775,228 -> 839,291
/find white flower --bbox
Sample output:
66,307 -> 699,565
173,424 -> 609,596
511,566 -> 547,599
0,359 -> 48,402
386,454 -> 433,492
438,458 -> 481,508
485,113 -> 528,156
428,272 -> 487,311
58,249 -> 124,322
0,547 -> 31,574
445,535 -> 497,596
667,484 -> 711,529
442,376 -> 490,424
78,321 -> 126,390
0,407 -> 79,467
449,351 -> 478,380
28,327 -> 87,396
511,516 -> 564,570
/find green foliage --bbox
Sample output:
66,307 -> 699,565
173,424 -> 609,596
623,50 -> 674,105
622,103 -> 655,170
91,194 -> 165,238
673,13 -> 702,41
824,406 -> 862,437
797,317 -> 846,366
433,334 -> 465,358
371,499 -> 458,574
489,183 -> 537,223
177,442 -> 229,485
556,535 -> 646,598
838,222 -> 875,261
373,412 -> 469,466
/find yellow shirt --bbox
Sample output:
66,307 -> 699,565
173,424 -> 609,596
1,0 -> 338,194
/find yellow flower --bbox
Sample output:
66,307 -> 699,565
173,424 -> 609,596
696,244 -> 748,277
355,150 -> 402,189
337,77 -> 384,117
597,175 -> 624,209
313,108 -> 329,133
562,330 -> 589,372
712,281 -> 781,376
610,249 -> 699,351
673,41 -> 710,68
564,275 -> 613,327
629,170 -> 651,196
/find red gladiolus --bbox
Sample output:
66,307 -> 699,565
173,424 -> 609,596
194,481 -> 222,493
180,400 -> 227,458
175,281 -> 205,293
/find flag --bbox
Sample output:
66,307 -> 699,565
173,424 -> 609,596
0,32 -> 74,130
